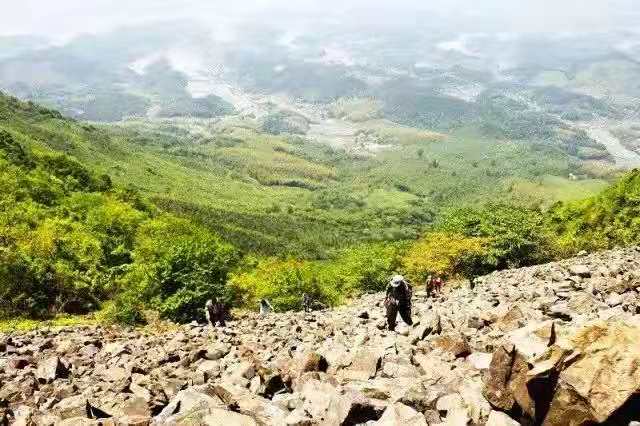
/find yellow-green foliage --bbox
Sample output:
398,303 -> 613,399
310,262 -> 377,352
230,242 -> 401,311
0,113 -> 238,323
106,214 -> 238,324
322,242 -> 403,294
0,314 -> 96,333
230,258 -> 334,312
1,90 -> 600,259
402,232 -> 489,282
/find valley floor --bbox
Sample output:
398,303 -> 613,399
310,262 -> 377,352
2,247 -> 640,425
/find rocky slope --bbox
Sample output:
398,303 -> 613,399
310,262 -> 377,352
3,247 -> 640,425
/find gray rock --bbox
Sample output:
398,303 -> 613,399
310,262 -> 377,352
204,408 -> 257,425
374,402 -> 427,426
486,410 -> 520,426
606,292 -> 623,307
466,352 -> 492,370
568,264 -> 591,278
36,356 -> 69,383
340,348 -> 382,381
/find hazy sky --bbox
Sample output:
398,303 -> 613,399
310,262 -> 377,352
2,0 -> 639,41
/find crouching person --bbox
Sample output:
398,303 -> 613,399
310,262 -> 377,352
205,298 -> 227,327
259,299 -> 274,316
302,293 -> 328,312
302,293 -> 312,312
384,275 -> 413,331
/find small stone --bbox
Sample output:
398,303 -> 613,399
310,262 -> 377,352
466,352 -> 492,370
569,265 -> 591,278
486,410 -> 521,426
606,292 -> 623,307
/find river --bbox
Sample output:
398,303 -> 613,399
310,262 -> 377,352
580,121 -> 640,169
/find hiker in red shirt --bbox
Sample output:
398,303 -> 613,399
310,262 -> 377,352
433,276 -> 443,294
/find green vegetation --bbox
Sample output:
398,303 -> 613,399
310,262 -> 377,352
329,97 -> 383,122
260,110 -> 310,135
2,86 -> 597,258
0,96 -> 238,323
0,314 -> 96,333
230,242 -> 402,311
106,216 -> 238,324
401,232 -> 489,282
2,91 -> 639,325
546,169 -> 640,255
438,204 -> 554,270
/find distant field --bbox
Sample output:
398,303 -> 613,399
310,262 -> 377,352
509,175 -> 609,207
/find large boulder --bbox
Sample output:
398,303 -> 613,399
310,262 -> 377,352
413,353 -> 454,383
296,379 -> 383,425
507,321 -> 556,361
486,410 -> 521,426
204,409 -> 257,425
568,265 -> 591,278
154,386 -> 225,424
431,334 -> 471,358
495,306 -> 525,332
530,321 -> 640,425
291,351 -> 329,378
53,395 -> 88,420
36,356 -> 69,383
482,344 -> 532,415
340,348 -> 382,381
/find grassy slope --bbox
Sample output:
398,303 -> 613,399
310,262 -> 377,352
547,169 -> 640,253
0,92 -> 610,257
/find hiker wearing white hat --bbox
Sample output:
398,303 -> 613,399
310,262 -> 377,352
384,274 -> 413,331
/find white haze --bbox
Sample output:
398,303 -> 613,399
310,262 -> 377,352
2,0 -> 640,42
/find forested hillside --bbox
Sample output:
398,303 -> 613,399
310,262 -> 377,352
0,95 -> 237,323
546,168 -> 640,254
1,92 -> 639,325
0,91 -> 605,258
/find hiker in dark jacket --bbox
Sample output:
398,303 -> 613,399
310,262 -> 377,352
302,293 -> 327,312
205,298 -> 226,327
259,299 -> 274,315
302,293 -> 312,312
384,275 -> 413,331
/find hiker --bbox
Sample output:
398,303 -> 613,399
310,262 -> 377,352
384,274 -> 413,331
205,298 -> 226,327
302,293 -> 312,312
433,276 -> 443,294
0,398 -> 12,426
425,275 -> 434,297
302,293 -> 327,312
260,299 -> 274,315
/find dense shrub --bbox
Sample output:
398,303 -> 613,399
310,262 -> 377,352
118,216 -> 239,323
230,258 -> 329,311
0,130 -> 34,167
230,242 -> 401,312
0,177 -> 126,316
401,232 -> 490,282
545,169 -> 640,255
438,204 -> 554,270
0,137 -> 237,322
322,243 -> 403,293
